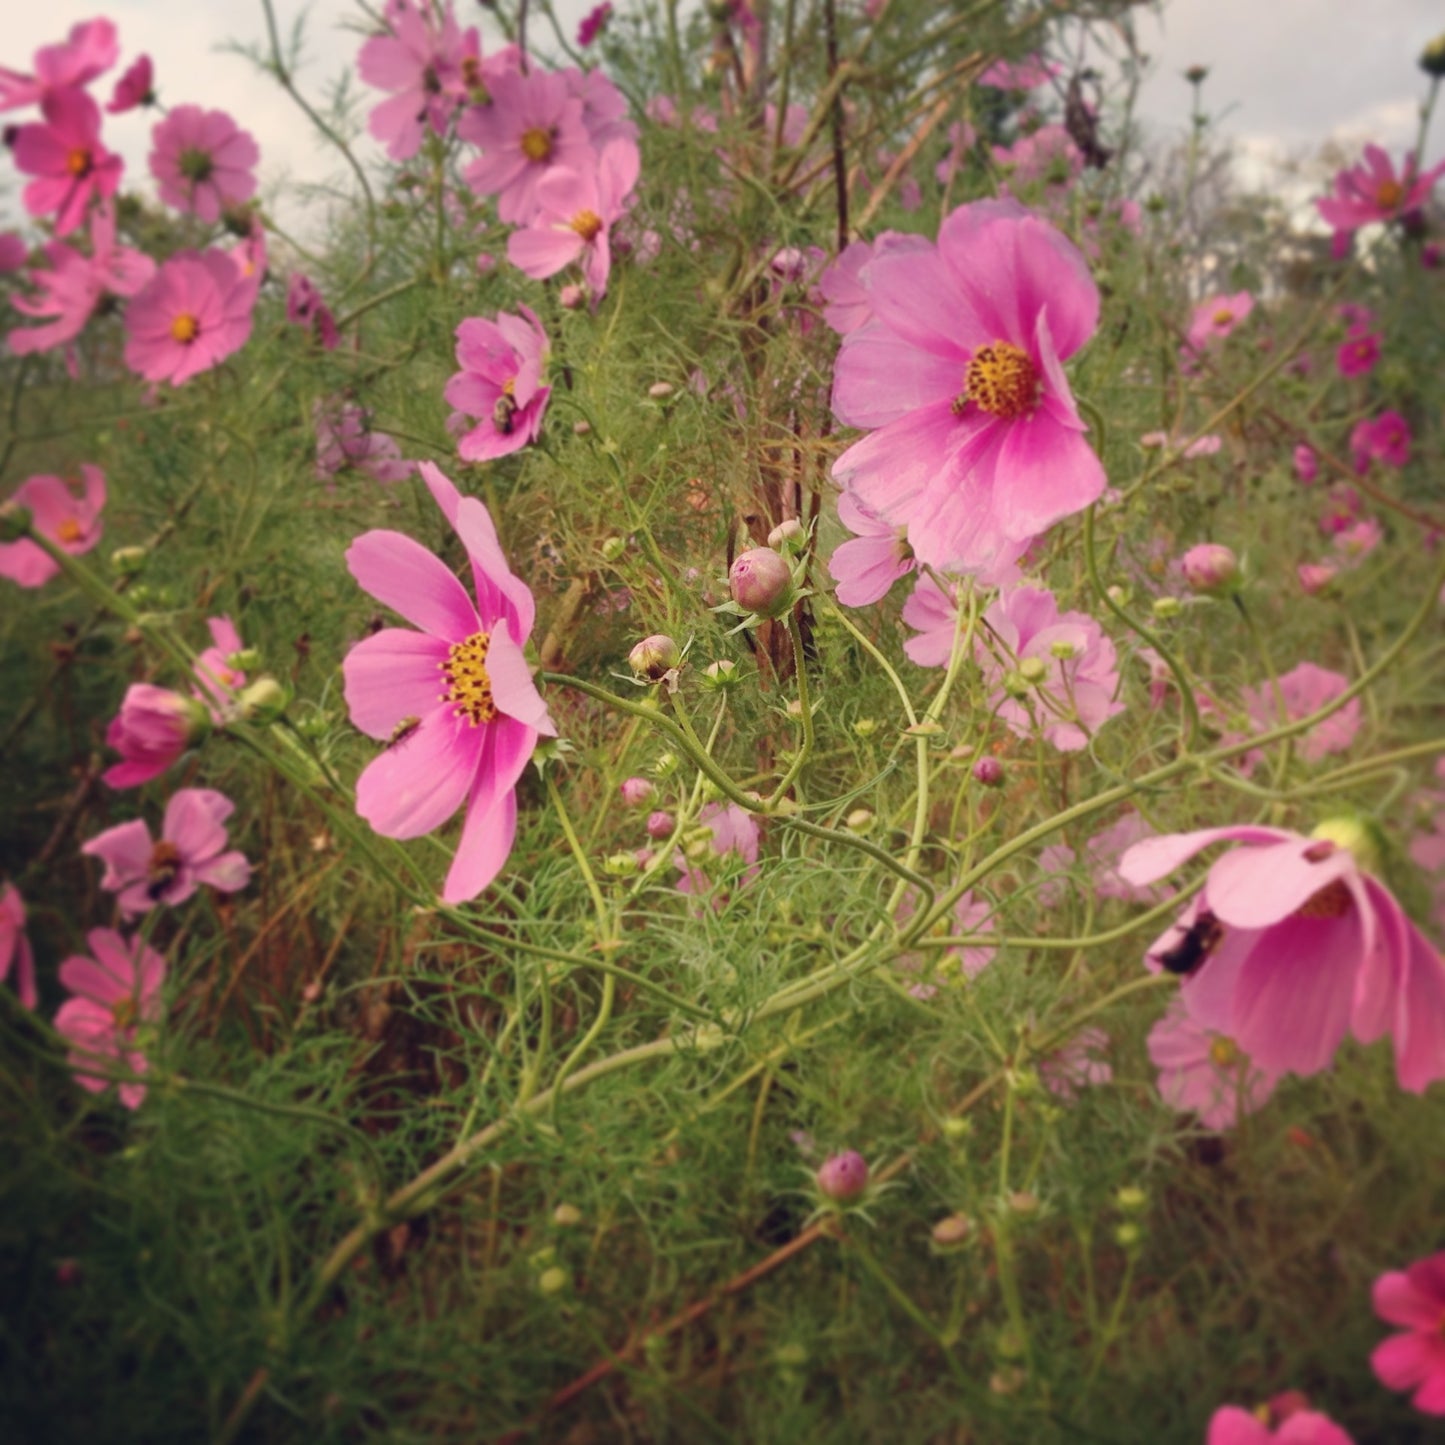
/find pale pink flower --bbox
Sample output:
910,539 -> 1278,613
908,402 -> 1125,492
507,137 -> 639,298
12,87 -> 124,237
828,490 -> 915,606
0,465 -> 106,588
1119,825 -> 1445,1091
978,55 -> 1061,91
106,55 -> 155,115
675,801 -> 761,900
1297,562 -> 1338,596
1205,1403 -> 1354,1444
1143,430 -> 1223,460
817,231 -> 931,337
1184,291 -> 1254,356
1317,144 -> 1445,238
0,20 -> 119,112
993,124 -> 1083,190
895,888 -> 996,999
313,398 -> 413,484
55,929 -> 165,1109
444,306 -> 551,461
102,685 -> 210,789
0,883 -> 38,1009
1333,517 -> 1383,566
459,68 -> 595,224
567,66 -> 638,153
285,272 -> 339,350
82,788 -> 251,917
1336,330 -> 1380,378
148,105 -> 259,223
1040,1026 -> 1111,1099
1240,662 -> 1361,766
8,202 -> 155,365
1147,996 -> 1280,1130
1370,1250 -> 1445,1416
342,463 -> 555,904
1293,444 -> 1318,485
191,616 -> 247,721
830,199 -> 1105,578
122,249 -> 258,387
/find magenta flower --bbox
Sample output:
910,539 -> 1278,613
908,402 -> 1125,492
1351,410 -> 1411,472
816,1150 -> 869,1202
54,928 -> 165,1110
1293,444 -> 1318,485
1119,824 -> 1445,1091
1184,291 -> 1254,357
1336,330 -> 1381,378
828,491 -> 915,606
12,87 -> 124,237
313,398 -> 413,484
577,2 -> 614,47
817,231 -> 931,338
103,684 -> 210,789
444,306 -> 551,462
0,465 -> 106,588
358,0 -> 481,161
8,202 -> 155,365
675,802 -> 761,901
0,232 -> 26,273
191,615 -> 247,722
830,199 -> 1105,577
285,272 -> 339,350
82,788 -> 251,917
507,137 -> 639,299
1317,144 -> 1445,239
1240,662 -> 1361,766
1206,1404 -> 1354,1445
106,54 -> 155,114
1040,1026 -> 1111,1100
0,882 -> 38,1009
1332,517 -> 1383,567
149,105 -> 259,224
0,20 -> 119,111
459,68 -> 595,224
122,249 -> 259,387
1147,996 -> 1279,1131
342,462 -> 555,904
1371,1249 -> 1445,1415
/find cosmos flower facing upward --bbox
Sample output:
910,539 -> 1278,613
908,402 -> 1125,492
149,106 -> 259,223
0,465 -> 106,588
830,199 -> 1105,578
1371,1249 -> 1445,1416
342,463 -> 555,903
122,249 -> 259,386
12,87 -> 124,237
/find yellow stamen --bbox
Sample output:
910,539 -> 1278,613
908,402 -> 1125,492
55,517 -> 83,544
1212,307 -> 1236,328
110,996 -> 139,1031
1208,1036 -> 1238,1069
569,208 -> 603,241
440,630 -> 497,726
520,127 -> 554,163
960,341 -> 1040,420
66,147 -> 92,177
170,312 -> 200,344
1375,178 -> 1404,211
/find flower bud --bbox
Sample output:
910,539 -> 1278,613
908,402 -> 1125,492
647,381 -> 674,399
552,1203 -> 583,1227
1293,443 -> 1318,485
1183,64 -> 1209,84
1106,583 -> 1131,607
1002,670 -> 1031,699
1421,31 -> 1445,78
701,658 -> 740,690
815,1150 -> 869,1202
600,535 -> 626,562
1114,1186 -> 1147,1213
729,547 -> 794,618
651,750 -> 680,779
1113,1221 -> 1143,1250
931,1213 -> 972,1247
628,634 -> 681,681
646,809 -> 675,840
603,851 -> 640,877
538,1266 -> 569,1295
852,718 -> 877,737
0,501 -> 32,543
620,776 -> 655,808
1180,543 -> 1239,596
572,419 -> 592,436
1018,656 -> 1047,683
972,756 -> 1004,787
845,808 -> 875,835
228,648 -> 263,672
559,284 -> 586,310
1297,562 -> 1337,596
237,676 -> 288,722
1152,596 -> 1182,620
1049,640 -> 1077,660
1006,1189 -> 1039,1216
767,518 -> 804,552
110,545 -> 148,575
1309,814 -> 1384,876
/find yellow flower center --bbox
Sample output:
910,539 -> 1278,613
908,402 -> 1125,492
171,312 -> 200,344
1212,308 -> 1236,328
148,839 -> 182,886
961,342 -> 1040,420
1375,178 -> 1404,211
1208,1036 -> 1238,1069
441,630 -> 497,726
55,516 -> 83,544
569,208 -> 603,241
110,996 -> 139,1031
67,147 -> 93,177
521,127 -> 555,163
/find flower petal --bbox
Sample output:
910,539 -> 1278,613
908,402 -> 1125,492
342,627 -> 451,740
345,528 -> 479,640
354,705 -> 483,839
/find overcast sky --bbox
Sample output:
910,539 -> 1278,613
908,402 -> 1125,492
3,1 -> 1443,233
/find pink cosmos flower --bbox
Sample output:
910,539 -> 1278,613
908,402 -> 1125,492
149,105 -> 259,223
82,788 -> 251,917
993,124 -> 1083,191
0,465 -> 105,588
1351,410 -> 1411,472
1317,144 -> 1445,238
358,0 -> 482,161
54,928 -> 164,1110
1371,1249 -> 1445,1415
1336,331 -> 1380,378
1297,562 -> 1338,597
285,273 -> 339,350
191,616 -> 247,722
1040,1026 -> 1111,1100
1205,1404 -> 1354,1445
8,202 -> 155,365
1147,995 -> 1280,1130
567,66 -> 639,154
1140,430 -> 1222,460
12,87 -> 124,237
106,54 -> 155,114
1240,662 -> 1361,766
0,20 -> 119,111
342,462 -> 556,904
828,490 -> 915,606
0,232 -> 29,272
1293,444 -> 1318,485
507,137 -> 640,299
1333,517 -> 1383,566
895,888 -> 996,999
1184,291 -> 1254,356
577,2 -> 614,46
103,684 -> 210,789
122,249 -> 258,386
1119,825 -> 1445,1091
817,232 -> 931,337
313,398 -> 413,484
0,882 -> 38,1009
675,801 -> 762,901
830,199 -> 1105,578
444,306 -> 551,462
935,119 -> 978,186
978,54 -> 1061,91
459,68 -> 595,224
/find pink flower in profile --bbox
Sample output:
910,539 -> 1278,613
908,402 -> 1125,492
0,20 -> 119,111
123,249 -> 258,386
1206,1403 -> 1354,1444
1336,330 -> 1380,378
1293,444 -> 1318,485
106,55 -> 155,114
675,802 -> 762,901
8,202 -> 155,365
828,491 -> 915,606
0,883 -> 38,1010
1297,562 -> 1338,597
1317,144 -> 1445,238
577,2 -> 614,46
54,929 -> 165,1110
1119,823 -> 1445,1091
285,273 -> 339,350
103,685 -> 210,789
1040,1026 -> 1111,1100
0,465 -> 106,588
459,68 -> 594,224
1371,1249 -> 1445,1416
507,138 -> 640,299
82,788 -> 251,917
358,0 -> 481,161
1241,662 -> 1361,766
12,88 -> 124,237
444,306 -> 551,461
192,616 -> 247,721
1147,996 -> 1279,1130
313,398 -> 413,484
342,463 -> 556,904
1333,517 -> 1383,566
149,105 -> 259,223
1351,410 -> 1411,472
830,199 -> 1105,578
1185,291 -> 1254,355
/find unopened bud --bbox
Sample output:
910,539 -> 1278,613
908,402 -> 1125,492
572,419 -> 592,436
1115,1186 -> 1147,1213
646,810 -> 674,840
1297,562 -> 1337,596
651,750 -> 680,779
600,535 -> 626,562
1152,596 -> 1182,620
845,808 -> 875,835
767,518 -> 804,552
629,634 -> 681,681
228,648 -> 262,672
552,1203 -> 583,1227
603,851 -> 639,877
1114,1221 -> 1143,1250
701,658 -> 740,689
816,1150 -> 869,1202
931,1213 -> 972,1247
538,1266 -> 569,1295
237,676 -> 287,722
729,547 -> 794,618
1180,543 -> 1239,596
559,284 -> 586,310
1183,64 -> 1209,84
972,756 -> 1004,787
1421,31 -> 1445,78
1007,1190 -> 1039,1216
853,717 -> 877,737
1309,814 -> 1384,876
110,545 -> 148,575
0,501 -> 32,543
620,776 -> 655,808
1106,584 -> 1131,607
647,381 -> 674,399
